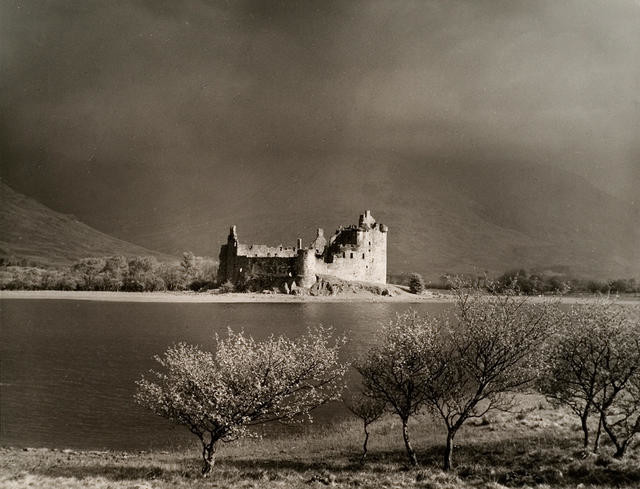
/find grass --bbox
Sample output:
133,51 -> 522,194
1,398 -> 639,488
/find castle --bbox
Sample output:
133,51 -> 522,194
217,211 -> 388,290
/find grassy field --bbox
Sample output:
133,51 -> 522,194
1,396 -> 638,489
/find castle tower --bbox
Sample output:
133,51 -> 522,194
359,210 -> 375,228
311,228 -> 326,254
296,248 -> 317,288
217,225 -> 239,283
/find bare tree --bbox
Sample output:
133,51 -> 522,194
344,392 -> 386,464
135,327 -> 347,475
356,310 -> 444,466
424,279 -> 559,471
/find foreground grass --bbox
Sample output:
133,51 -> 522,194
2,400 -> 639,488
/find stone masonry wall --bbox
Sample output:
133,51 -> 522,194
218,211 -> 387,288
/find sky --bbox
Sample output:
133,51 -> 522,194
1,0 -> 639,254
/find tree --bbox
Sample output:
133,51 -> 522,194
102,255 -> 128,291
123,256 -> 164,291
344,392 -> 386,464
157,263 -> 187,291
180,251 -> 196,279
539,314 -> 603,450
135,327 -> 347,475
424,279 -> 559,471
589,306 -> 640,457
192,256 -> 218,288
72,257 -> 106,290
539,302 -> 640,456
356,310 -> 443,465
408,273 -> 425,295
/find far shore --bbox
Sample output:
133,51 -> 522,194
1,289 -> 638,304
0,289 -> 444,303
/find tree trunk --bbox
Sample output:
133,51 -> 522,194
593,412 -> 603,453
201,440 -> 217,477
443,430 -> 455,471
402,419 -> 418,466
580,411 -> 590,449
360,423 -> 370,465
613,443 -> 627,459
600,415 -> 625,458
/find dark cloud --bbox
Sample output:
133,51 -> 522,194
1,0 -> 638,253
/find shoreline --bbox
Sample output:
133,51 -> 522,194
0,289 -> 443,303
1,289 -> 638,304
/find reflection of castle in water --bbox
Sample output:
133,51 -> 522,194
217,211 -> 388,288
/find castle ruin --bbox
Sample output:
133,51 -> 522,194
217,211 -> 388,290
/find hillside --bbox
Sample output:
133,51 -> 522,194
126,158 -> 639,281
2,158 -> 638,280
0,182 -> 175,266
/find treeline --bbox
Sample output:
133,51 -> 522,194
0,252 -> 218,292
394,269 -> 639,296
494,269 -> 639,295
136,281 -> 640,476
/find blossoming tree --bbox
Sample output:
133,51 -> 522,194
135,327 -> 347,475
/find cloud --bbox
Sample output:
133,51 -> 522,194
1,0 -> 638,245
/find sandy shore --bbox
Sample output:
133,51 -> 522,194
0,289 -> 445,303
1,289 -> 638,304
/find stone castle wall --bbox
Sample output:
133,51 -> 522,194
218,211 -> 387,289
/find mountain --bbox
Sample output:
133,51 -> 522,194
126,157 -> 639,281
2,156 -> 638,281
0,182 -> 175,266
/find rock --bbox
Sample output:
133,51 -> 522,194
307,473 -> 336,485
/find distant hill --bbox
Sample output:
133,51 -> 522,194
128,158 -> 639,281
2,157 -> 638,281
0,182 -> 175,266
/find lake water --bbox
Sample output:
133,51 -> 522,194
0,300 -> 451,450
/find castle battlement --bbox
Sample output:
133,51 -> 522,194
217,211 -> 387,290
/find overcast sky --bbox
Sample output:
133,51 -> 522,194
1,0 -> 639,249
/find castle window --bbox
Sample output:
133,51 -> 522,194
350,253 -> 354,259
343,252 -> 346,258
369,241 -> 371,246
362,253 -> 365,259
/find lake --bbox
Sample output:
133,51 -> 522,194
0,300 -> 451,450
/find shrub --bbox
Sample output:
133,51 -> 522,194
218,281 -> 235,294
408,273 -> 425,294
